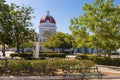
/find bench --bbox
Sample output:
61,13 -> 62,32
62,68 -> 84,80
62,66 -> 102,80
83,67 -> 102,80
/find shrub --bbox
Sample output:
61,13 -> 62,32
0,59 -> 95,76
19,53 -> 33,58
10,53 -> 66,59
94,57 -> 120,66
39,53 -> 47,57
10,53 -> 33,58
94,57 -> 106,65
40,52 -> 58,54
76,54 -> 120,66
47,53 -> 66,58
111,52 -> 119,55
10,53 -> 19,57
76,54 -> 96,61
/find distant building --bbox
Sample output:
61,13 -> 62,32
39,11 -> 57,35
38,11 -> 57,52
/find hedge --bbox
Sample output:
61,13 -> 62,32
47,53 -> 66,58
39,52 -> 58,54
10,53 -> 66,59
10,53 -> 18,57
76,54 -> 120,66
76,54 -> 96,61
0,59 -> 95,76
94,57 -> 120,66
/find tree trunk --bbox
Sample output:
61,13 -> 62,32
21,44 -> 24,54
83,47 -> 87,54
91,48 -> 94,54
2,44 -> 6,56
85,47 -> 88,54
71,50 -> 74,54
96,47 -> 99,56
61,48 -> 64,53
17,42 -> 20,54
107,50 -> 111,57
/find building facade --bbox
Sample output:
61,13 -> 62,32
39,11 -> 57,41
38,11 -> 57,51
39,11 -> 57,35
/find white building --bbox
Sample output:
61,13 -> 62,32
38,11 -> 57,51
38,11 -> 57,41
39,11 -> 57,36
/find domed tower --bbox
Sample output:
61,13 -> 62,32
39,11 -> 57,52
39,11 -> 57,35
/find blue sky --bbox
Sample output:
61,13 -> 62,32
5,0 -> 120,34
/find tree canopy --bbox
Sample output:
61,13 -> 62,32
0,0 -> 36,55
0,0 -> 13,56
43,32 -> 75,52
69,0 -> 120,55
9,4 -> 34,53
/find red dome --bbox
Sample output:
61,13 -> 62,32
40,16 -> 56,24
40,11 -> 56,24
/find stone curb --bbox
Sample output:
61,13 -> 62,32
0,76 -> 119,80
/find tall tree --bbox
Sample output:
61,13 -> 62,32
0,0 -> 13,56
70,0 -> 120,56
9,4 -> 34,53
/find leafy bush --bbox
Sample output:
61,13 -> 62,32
94,57 -> 120,66
10,53 -> 32,58
111,52 -> 119,55
47,53 -> 66,58
0,59 -> 95,76
76,54 -> 96,61
76,54 -> 120,66
39,53 -> 47,57
40,52 -> 58,53
10,53 -> 19,57
39,53 -> 66,58
47,58 -> 95,69
19,53 -> 33,58
10,53 -> 66,59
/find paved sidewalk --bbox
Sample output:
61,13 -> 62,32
0,51 -> 14,58
96,65 -> 120,76
0,76 -> 120,80
0,65 -> 120,80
